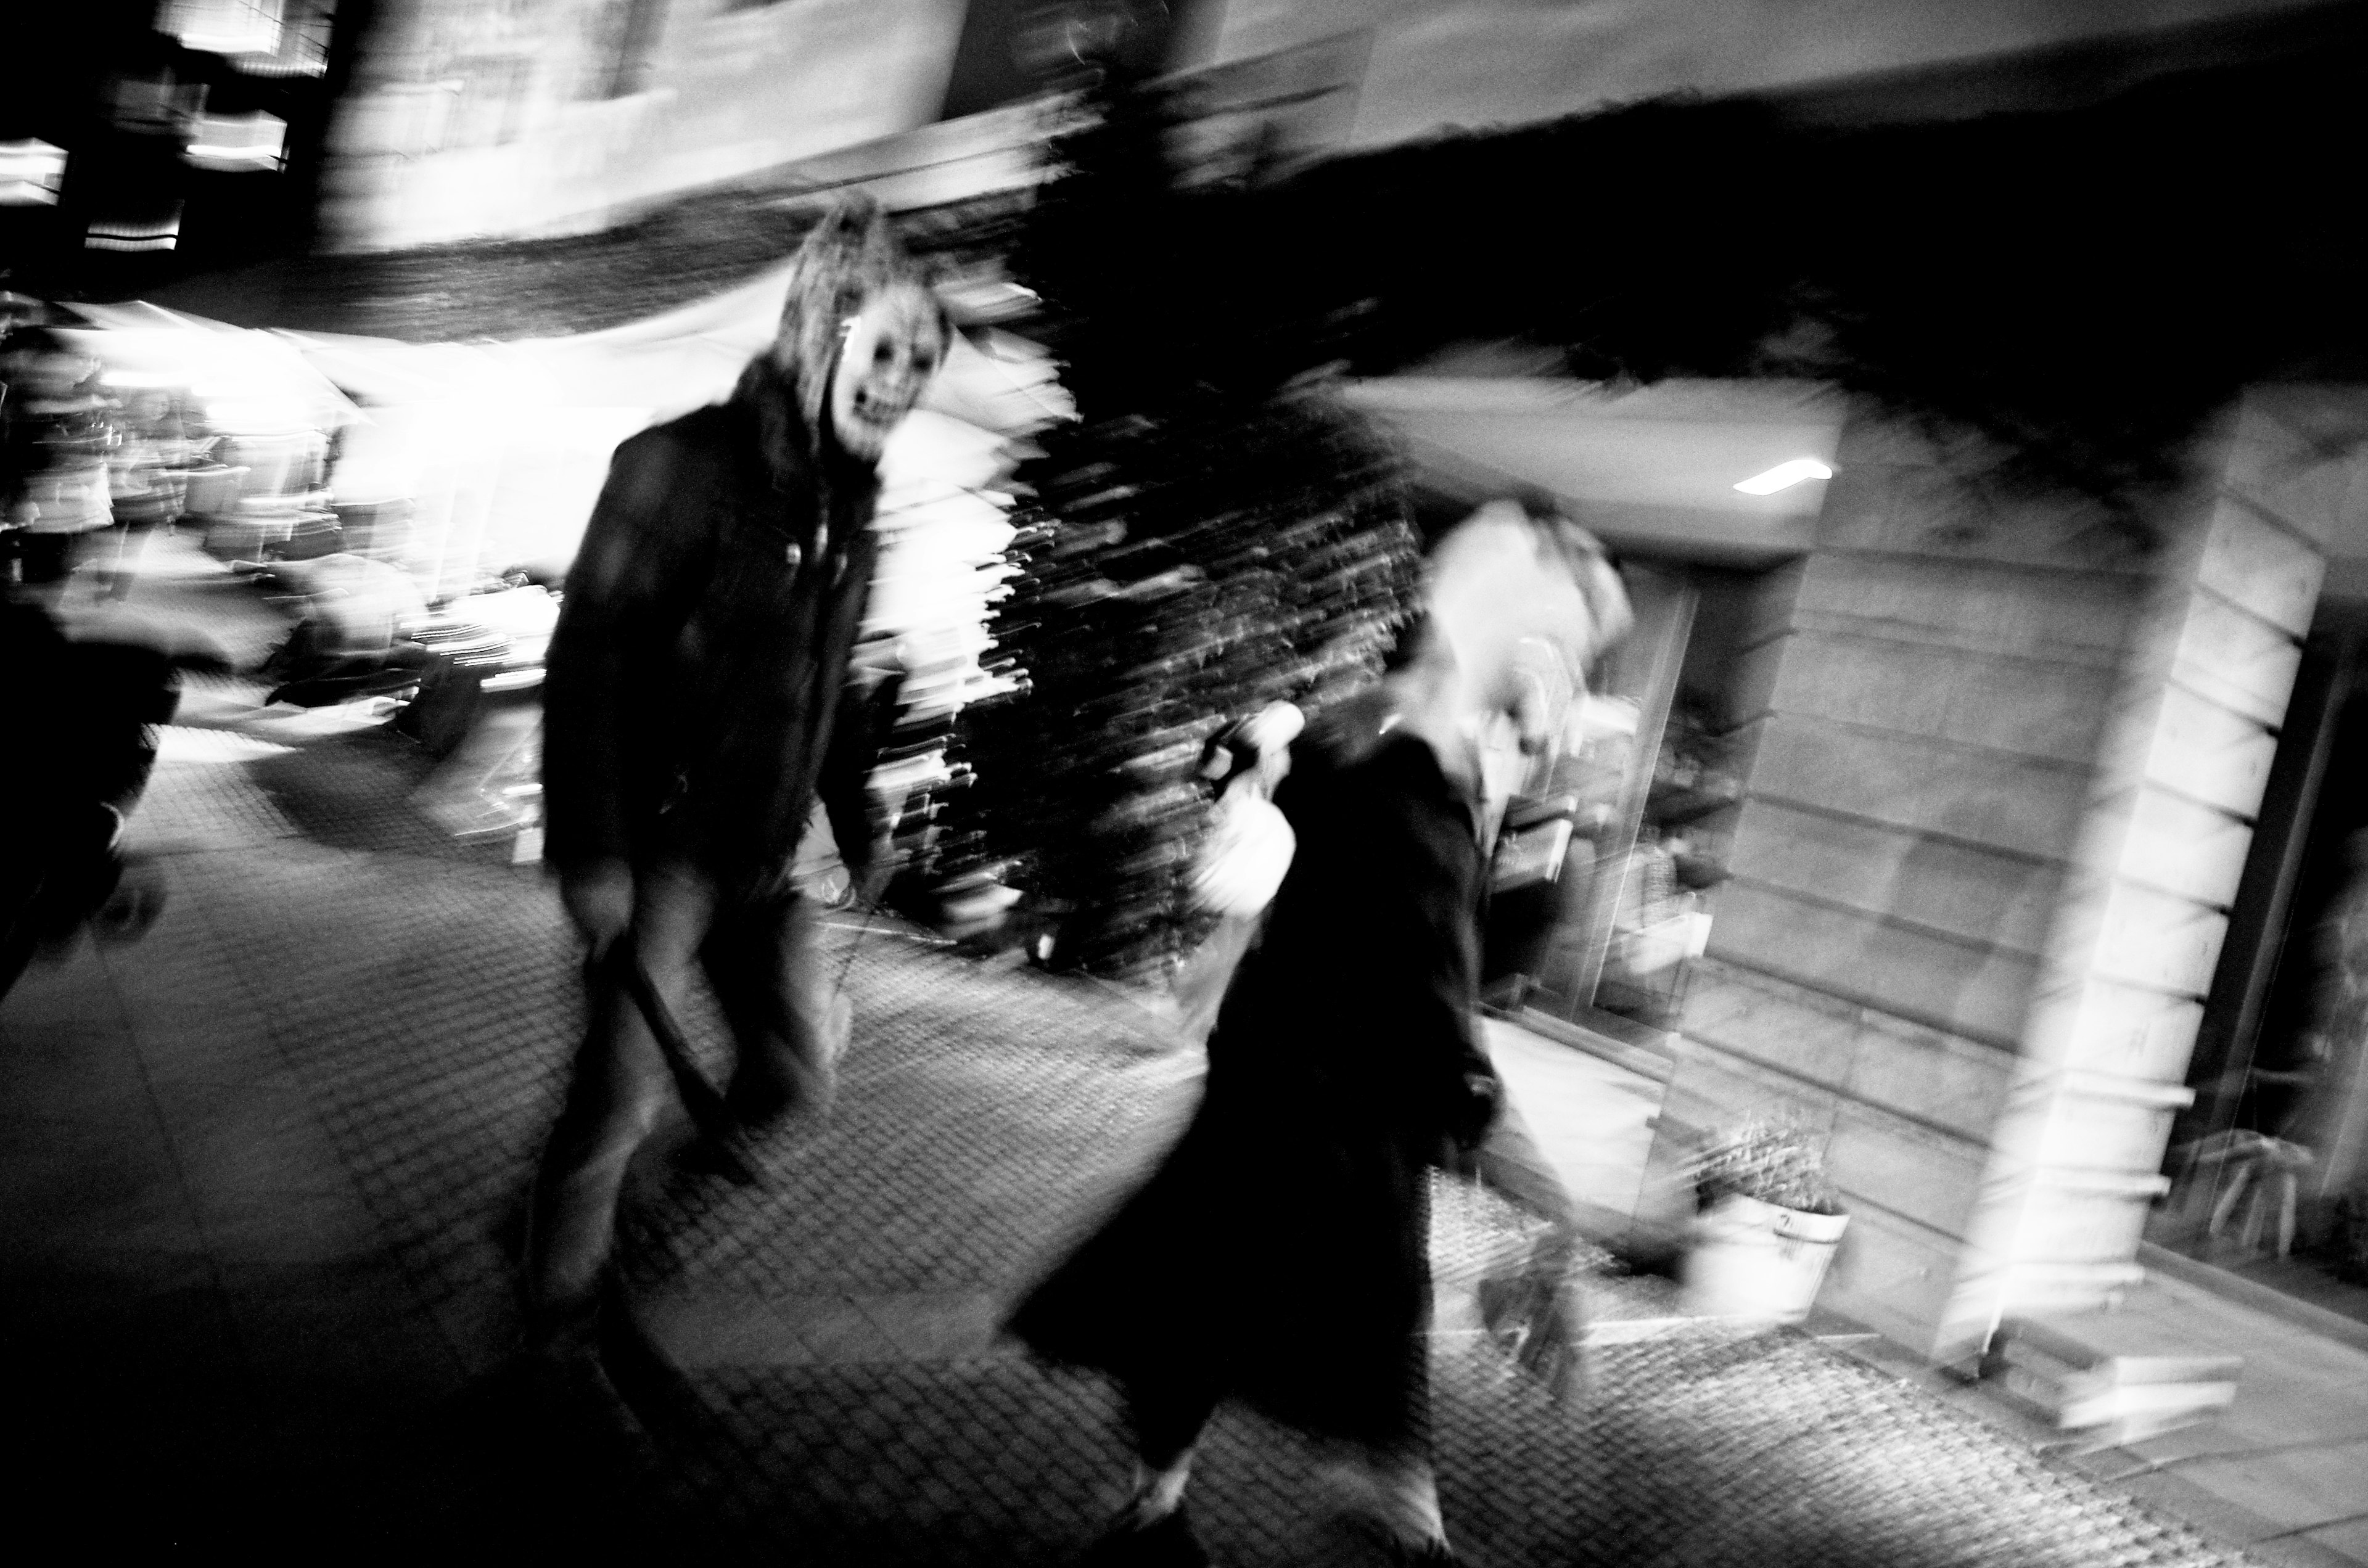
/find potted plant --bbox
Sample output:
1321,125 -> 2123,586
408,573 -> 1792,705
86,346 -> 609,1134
1680,1115 -> 1851,1325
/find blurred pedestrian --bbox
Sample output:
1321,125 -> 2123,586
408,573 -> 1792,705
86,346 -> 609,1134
524,197 -> 951,1339
1008,498 -> 1632,1567
99,386 -> 192,601
1,589 -> 179,999
2,328 -> 115,589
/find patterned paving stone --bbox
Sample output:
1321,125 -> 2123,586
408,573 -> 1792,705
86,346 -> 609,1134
73,713 -> 2271,1566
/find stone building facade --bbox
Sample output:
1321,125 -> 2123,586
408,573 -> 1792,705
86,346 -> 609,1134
1363,376 -> 2368,1358
1660,392 -> 2366,1359
319,0 -> 974,249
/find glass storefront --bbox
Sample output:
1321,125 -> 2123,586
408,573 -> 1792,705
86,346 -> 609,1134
2152,603 -> 2368,1330
1479,559 -> 1777,1041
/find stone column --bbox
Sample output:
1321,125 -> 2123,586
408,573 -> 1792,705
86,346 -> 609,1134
1937,389 -> 2366,1361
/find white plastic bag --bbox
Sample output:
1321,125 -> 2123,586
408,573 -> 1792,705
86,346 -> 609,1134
1186,701 -> 1304,919
1190,788 -> 1296,919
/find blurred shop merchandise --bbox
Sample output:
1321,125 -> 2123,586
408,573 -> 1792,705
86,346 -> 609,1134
98,385 -> 198,599
405,581 -> 559,852
247,552 -> 558,794
252,552 -> 435,707
1589,697 -> 1737,1028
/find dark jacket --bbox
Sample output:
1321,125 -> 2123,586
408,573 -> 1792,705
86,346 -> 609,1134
1009,691 -> 1501,1444
541,393 -> 881,897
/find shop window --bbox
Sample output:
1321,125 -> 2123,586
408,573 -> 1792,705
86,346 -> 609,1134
2153,609 -> 2368,1330
1482,560 -> 1770,1040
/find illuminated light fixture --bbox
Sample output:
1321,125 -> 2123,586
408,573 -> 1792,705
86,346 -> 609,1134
186,113 -> 288,171
86,233 -> 181,253
167,0 -> 283,57
168,0 -> 330,76
186,144 -> 282,168
1733,458 -> 1834,495
85,208 -> 185,252
0,139 -> 67,206
179,27 -> 281,53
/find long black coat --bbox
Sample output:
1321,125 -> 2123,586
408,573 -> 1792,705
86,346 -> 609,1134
1009,696 -> 1500,1445
541,394 -> 880,895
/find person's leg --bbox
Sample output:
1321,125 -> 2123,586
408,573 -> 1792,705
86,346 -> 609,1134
1076,1365 -> 1220,1565
102,518 -> 156,601
1471,1100 -> 1589,1404
1474,1097 -> 1591,1274
1118,1363 -> 1221,1522
524,857 -> 715,1328
1315,1336 -> 1453,1561
704,889 -> 844,1131
1318,1443 -> 1449,1561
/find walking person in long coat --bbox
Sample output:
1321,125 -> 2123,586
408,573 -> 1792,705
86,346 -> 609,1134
525,197 -> 950,1339
1009,498 -> 1632,1566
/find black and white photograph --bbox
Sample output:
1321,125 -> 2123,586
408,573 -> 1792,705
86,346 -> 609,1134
6,1 -> 2368,1562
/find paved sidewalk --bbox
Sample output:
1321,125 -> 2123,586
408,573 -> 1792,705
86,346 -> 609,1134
0,572 -> 2291,1563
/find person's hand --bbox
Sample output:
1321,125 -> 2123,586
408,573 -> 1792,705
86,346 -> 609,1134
1479,1240 -> 1588,1408
852,837 -> 899,908
1447,1065 -> 1504,1154
560,859 -> 635,958
1514,1271 -> 1587,1408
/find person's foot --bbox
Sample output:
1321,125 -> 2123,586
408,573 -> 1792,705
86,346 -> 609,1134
723,1051 -> 839,1138
1333,1511 -> 1459,1566
1077,1505 -> 1209,1567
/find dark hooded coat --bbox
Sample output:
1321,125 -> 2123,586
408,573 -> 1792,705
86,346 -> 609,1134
541,202 -> 926,895
1008,689 -> 1502,1445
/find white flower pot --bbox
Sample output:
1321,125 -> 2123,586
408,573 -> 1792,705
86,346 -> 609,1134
1682,1193 -> 1850,1325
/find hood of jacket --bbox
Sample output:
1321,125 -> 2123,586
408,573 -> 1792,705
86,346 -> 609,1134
732,194 -> 937,484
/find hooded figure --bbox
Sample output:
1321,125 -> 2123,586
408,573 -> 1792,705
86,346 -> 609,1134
527,197 -> 950,1331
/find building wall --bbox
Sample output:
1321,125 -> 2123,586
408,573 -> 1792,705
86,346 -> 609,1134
321,0 -> 971,250
1941,394 -> 2354,1357
1196,0 -> 2333,149
1663,413 -> 2156,1351
1661,394 -> 2368,1357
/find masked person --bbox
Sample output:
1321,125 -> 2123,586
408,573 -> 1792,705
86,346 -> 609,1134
1009,499 -> 1632,1567
525,198 -> 950,1336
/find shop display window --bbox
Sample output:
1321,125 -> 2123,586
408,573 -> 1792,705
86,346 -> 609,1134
1482,560 -> 1762,1040
2153,609 -> 2368,1331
